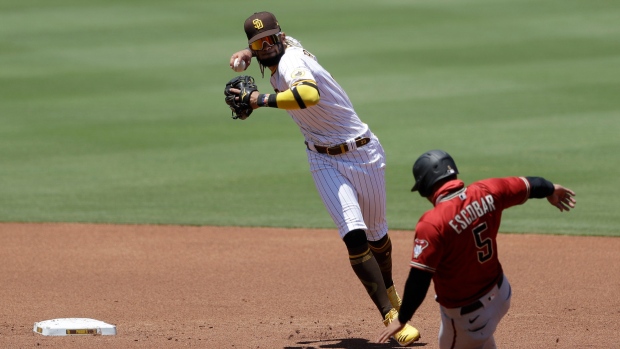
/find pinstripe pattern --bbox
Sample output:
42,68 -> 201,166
271,43 -> 368,146
266,38 -> 388,242
307,136 -> 387,240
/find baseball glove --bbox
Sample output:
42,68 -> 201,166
224,75 -> 258,120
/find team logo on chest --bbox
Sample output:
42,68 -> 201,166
413,239 -> 429,259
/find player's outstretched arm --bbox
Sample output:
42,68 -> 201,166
546,184 -> 576,212
256,80 -> 320,110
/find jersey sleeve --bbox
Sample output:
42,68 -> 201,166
410,220 -> 443,273
476,177 -> 530,210
277,49 -> 316,88
269,49 -> 320,109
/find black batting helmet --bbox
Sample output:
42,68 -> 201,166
411,149 -> 459,197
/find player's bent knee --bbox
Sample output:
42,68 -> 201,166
343,229 -> 368,249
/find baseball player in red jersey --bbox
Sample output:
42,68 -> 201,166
227,12 -> 419,346
377,150 -> 576,348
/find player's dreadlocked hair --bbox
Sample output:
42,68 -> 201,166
286,36 -> 317,61
284,36 -> 303,49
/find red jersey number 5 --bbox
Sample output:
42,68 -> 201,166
472,222 -> 493,263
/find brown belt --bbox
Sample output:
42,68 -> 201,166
459,274 -> 504,315
306,137 -> 371,156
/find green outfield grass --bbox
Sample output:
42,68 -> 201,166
1,0 -> 619,236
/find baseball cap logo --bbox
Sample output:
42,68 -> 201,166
253,19 -> 264,30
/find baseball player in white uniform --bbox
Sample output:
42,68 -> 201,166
227,12 -> 420,346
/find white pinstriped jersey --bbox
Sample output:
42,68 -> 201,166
269,43 -> 368,146
265,38 -> 388,240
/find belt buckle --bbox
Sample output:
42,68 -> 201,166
326,143 -> 346,155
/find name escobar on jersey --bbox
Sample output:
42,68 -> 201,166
448,194 -> 496,234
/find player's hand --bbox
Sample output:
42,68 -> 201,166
229,49 -> 252,70
226,87 -> 260,109
376,319 -> 405,343
547,184 -> 576,212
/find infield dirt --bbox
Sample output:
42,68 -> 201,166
1,223 -> 618,348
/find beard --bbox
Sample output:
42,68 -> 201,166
256,43 -> 285,67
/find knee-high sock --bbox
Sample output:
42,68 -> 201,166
345,230 -> 392,317
368,234 -> 394,289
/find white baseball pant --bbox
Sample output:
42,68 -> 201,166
438,274 -> 512,349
